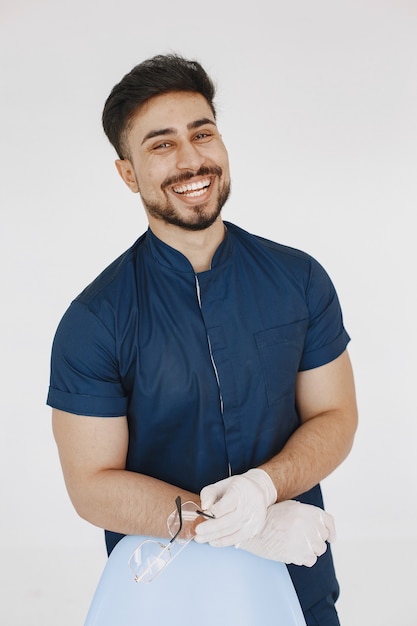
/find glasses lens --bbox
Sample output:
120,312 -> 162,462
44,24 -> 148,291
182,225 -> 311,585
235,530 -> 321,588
129,540 -> 171,583
129,500 -> 202,583
168,500 -> 201,541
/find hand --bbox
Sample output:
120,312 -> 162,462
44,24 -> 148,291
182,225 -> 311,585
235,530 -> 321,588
194,468 -> 277,547
239,500 -> 336,567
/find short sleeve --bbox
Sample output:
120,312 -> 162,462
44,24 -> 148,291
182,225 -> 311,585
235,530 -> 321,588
299,258 -> 350,371
47,301 -> 128,417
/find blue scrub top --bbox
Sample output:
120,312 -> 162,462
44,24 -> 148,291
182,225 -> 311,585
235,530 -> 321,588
47,222 -> 349,610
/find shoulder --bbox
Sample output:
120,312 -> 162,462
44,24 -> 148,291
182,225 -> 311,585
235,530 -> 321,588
54,232 -> 148,338
226,221 -> 312,259
225,221 -> 325,280
75,232 -> 147,307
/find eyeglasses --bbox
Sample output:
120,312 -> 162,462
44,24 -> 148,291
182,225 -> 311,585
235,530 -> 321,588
128,496 -> 214,583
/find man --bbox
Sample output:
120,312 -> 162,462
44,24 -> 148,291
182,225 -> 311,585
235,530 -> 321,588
48,54 -> 357,625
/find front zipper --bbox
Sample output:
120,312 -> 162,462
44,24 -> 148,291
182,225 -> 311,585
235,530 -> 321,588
195,274 -> 231,476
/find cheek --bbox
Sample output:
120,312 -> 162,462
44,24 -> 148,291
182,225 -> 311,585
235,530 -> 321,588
136,168 -> 161,195
215,145 -> 230,174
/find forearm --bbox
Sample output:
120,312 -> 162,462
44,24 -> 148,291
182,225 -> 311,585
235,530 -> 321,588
52,409 -> 199,539
194,409 -> 355,549
260,408 -> 356,502
69,469 -> 199,538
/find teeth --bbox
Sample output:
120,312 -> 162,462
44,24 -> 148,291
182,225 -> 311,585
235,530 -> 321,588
173,178 -> 211,194
183,188 -> 207,197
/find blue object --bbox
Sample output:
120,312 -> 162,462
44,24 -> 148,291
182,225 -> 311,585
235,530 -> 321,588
84,535 -> 307,626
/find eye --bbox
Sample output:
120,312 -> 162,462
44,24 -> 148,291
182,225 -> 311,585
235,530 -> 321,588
193,131 -> 213,142
152,142 -> 172,151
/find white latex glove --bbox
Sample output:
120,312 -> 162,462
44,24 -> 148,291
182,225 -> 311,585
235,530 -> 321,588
239,500 -> 336,567
194,468 -> 277,547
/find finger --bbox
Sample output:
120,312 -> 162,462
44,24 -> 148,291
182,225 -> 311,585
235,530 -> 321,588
193,518 -> 220,542
307,525 -> 329,554
200,477 -> 233,510
303,531 -> 324,559
284,550 -> 317,567
194,511 -> 241,543
209,489 -> 239,519
194,533 -> 208,544
199,485 -> 219,510
209,525 -> 250,548
209,499 -> 235,519
302,553 -> 318,567
312,537 -> 328,558
323,511 -> 336,543
209,534 -> 237,548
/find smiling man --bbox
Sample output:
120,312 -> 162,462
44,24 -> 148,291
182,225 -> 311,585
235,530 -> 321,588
48,54 -> 357,626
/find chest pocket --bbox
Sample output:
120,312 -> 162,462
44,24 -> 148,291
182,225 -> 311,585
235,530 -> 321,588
255,319 -> 308,407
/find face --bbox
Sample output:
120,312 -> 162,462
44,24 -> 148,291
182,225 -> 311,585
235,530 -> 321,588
116,91 -> 231,231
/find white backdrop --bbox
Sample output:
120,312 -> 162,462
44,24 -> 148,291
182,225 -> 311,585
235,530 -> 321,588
1,0 -> 416,624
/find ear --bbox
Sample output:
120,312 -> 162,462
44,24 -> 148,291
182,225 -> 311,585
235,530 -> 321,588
115,159 -> 140,193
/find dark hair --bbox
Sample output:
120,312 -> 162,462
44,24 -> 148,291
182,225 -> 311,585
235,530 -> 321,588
102,54 -> 217,159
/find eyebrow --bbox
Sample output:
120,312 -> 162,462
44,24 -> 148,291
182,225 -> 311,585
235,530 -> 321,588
141,118 -> 216,145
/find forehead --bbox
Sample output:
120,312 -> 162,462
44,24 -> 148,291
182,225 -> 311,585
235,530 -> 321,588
128,91 -> 216,141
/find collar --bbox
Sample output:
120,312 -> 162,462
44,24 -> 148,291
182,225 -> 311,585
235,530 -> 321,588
145,224 -> 233,274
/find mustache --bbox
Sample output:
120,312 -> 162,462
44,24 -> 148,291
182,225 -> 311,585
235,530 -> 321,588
161,166 -> 223,189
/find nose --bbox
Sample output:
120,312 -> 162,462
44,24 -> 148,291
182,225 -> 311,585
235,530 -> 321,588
176,140 -> 206,171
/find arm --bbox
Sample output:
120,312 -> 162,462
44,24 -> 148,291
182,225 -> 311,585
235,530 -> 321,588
195,349 -> 357,547
52,409 -> 199,538
261,349 -> 358,501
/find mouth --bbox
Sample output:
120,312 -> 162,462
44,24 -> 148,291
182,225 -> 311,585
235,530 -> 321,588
172,177 -> 212,198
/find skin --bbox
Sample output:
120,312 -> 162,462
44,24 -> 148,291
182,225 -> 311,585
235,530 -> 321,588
52,90 -> 358,540
115,91 -> 231,272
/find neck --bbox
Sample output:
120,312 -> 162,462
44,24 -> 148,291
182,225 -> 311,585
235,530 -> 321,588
148,216 -> 226,273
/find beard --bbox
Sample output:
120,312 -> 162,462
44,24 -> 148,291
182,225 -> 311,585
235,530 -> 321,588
140,166 -> 231,232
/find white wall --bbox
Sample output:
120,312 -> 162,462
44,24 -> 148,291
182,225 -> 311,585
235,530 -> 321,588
1,0 -> 416,624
